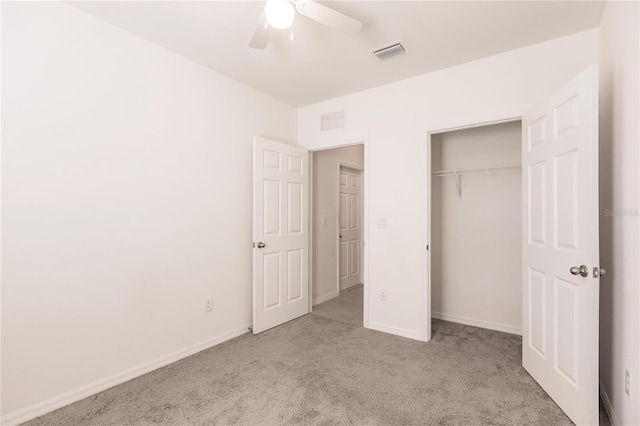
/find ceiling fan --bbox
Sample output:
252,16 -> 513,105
248,0 -> 362,49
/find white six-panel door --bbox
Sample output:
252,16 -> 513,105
253,137 -> 309,334
339,168 -> 362,290
522,66 -> 600,425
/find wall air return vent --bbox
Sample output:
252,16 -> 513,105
320,110 -> 346,133
372,41 -> 406,61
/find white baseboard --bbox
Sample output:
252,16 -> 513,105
599,380 -> 619,426
340,282 -> 362,292
367,321 -> 424,341
313,290 -> 339,306
1,325 -> 250,426
432,311 -> 522,336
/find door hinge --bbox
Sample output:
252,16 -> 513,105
426,244 -> 429,251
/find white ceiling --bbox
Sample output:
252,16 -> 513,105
69,1 -> 605,107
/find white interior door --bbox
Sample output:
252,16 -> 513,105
253,137 -> 309,334
522,66 -> 600,425
339,167 -> 362,290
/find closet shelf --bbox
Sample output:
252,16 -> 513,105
431,164 -> 521,198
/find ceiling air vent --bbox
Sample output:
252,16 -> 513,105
373,42 -> 406,61
321,110 -> 346,133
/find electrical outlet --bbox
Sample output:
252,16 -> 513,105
625,370 -> 630,397
380,289 -> 388,301
204,297 -> 213,313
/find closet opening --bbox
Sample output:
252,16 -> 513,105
428,119 -> 523,337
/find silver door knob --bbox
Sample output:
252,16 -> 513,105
257,242 -> 266,249
570,265 -> 589,277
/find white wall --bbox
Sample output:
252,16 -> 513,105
312,145 -> 364,305
0,2 -> 617,423
431,122 -> 522,334
1,2 -> 297,423
598,1 -> 640,425
298,29 -> 599,341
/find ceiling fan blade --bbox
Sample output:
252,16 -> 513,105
248,12 -> 270,49
298,1 -> 362,34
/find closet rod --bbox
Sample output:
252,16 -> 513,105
431,164 -> 521,177
431,164 -> 520,198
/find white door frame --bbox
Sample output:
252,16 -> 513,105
337,163 -> 364,293
308,137 -> 370,329
425,117 -> 521,341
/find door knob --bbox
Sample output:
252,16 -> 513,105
256,242 -> 266,249
570,265 -> 589,277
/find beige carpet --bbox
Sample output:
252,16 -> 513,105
25,313 -> 610,425
311,284 -> 363,326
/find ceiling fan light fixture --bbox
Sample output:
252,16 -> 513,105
264,0 -> 295,30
